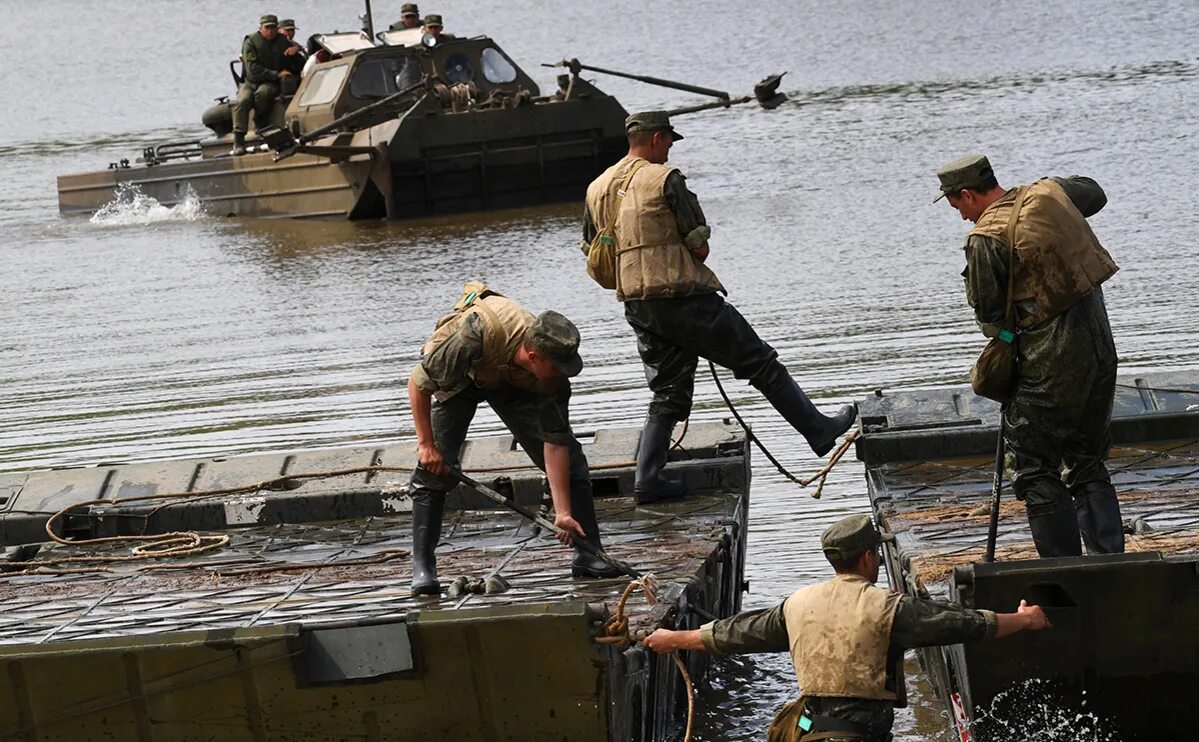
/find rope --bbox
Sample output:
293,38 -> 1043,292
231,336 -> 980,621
707,361 -> 859,498
594,576 -> 695,742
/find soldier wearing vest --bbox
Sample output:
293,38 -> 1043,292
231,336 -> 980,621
936,155 -> 1124,559
582,111 -> 857,504
406,283 -> 625,595
231,15 -> 294,156
644,514 -> 1052,741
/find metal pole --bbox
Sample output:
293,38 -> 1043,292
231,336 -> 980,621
363,0 -> 375,40
984,412 -> 1007,563
544,59 -> 731,101
448,469 -> 642,579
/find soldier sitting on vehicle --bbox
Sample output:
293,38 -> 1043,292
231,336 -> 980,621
422,14 -> 455,41
278,19 -> 306,77
231,14 -> 294,156
389,3 -> 422,31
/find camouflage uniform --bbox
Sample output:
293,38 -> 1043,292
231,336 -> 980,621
962,176 -> 1123,557
233,25 -> 292,134
407,309 -> 614,589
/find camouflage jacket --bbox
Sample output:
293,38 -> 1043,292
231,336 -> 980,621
408,312 -> 576,445
699,592 -> 997,736
963,176 -> 1117,408
242,32 -> 292,85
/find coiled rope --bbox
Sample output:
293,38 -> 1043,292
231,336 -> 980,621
595,575 -> 695,742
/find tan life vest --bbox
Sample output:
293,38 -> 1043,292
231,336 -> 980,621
783,574 -> 902,702
969,178 -> 1118,329
421,281 -> 539,398
586,157 -> 725,301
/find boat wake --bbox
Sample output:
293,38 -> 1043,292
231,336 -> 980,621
89,183 -> 204,226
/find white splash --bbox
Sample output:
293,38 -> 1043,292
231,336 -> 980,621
90,182 -> 204,226
970,679 -> 1119,741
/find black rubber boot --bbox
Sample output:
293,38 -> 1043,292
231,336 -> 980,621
1026,502 -> 1083,558
231,131 -> 247,156
1074,481 -> 1125,554
633,416 -> 688,504
410,495 -> 445,595
755,366 -> 857,457
569,482 -> 625,579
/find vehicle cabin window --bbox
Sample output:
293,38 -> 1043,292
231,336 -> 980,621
350,57 -> 419,99
444,53 -> 474,85
481,48 -> 518,84
297,64 -> 349,107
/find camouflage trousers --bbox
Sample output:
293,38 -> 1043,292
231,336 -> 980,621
406,385 -> 603,551
232,81 -> 280,134
623,293 -> 782,423
1006,290 -> 1123,556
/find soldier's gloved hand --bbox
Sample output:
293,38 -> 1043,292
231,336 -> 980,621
418,442 -> 445,475
1017,599 -> 1052,631
553,513 -> 586,545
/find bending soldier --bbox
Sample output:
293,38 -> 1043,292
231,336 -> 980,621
936,156 -> 1124,557
582,111 -> 856,504
644,514 -> 1052,741
406,282 -> 624,595
231,15 -> 293,156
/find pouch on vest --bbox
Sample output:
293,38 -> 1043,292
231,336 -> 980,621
970,187 -> 1028,404
586,161 -> 648,290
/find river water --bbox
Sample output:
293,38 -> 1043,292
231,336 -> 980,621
2,0 -> 1198,738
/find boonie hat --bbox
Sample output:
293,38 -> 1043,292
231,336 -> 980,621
625,110 -> 683,140
934,154 -> 994,203
401,3 -> 420,17
423,13 -> 443,27
259,14 -> 279,27
529,311 -> 584,378
278,18 -> 296,30
821,514 -> 894,561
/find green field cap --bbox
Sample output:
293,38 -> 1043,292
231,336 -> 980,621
934,154 -> 994,202
278,18 -> 296,30
821,514 -> 894,560
625,110 -> 684,140
401,3 -> 420,17
424,13 -> 443,27
259,14 -> 279,27
529,311 -> 584,377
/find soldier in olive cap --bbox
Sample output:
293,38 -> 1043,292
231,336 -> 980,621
936,155 -> 1124,559
277,19 -> 306,76
583,111 -> 857,505
231,15 -> 295,155
389,3 -> 421,31
405,282 -> 625,596
645,514 -> 1051,741
421,14 -> 454,40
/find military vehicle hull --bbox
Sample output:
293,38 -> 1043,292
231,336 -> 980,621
0,421 -> 749,740
854,373 -> 1199,741
57,36 -> 629,221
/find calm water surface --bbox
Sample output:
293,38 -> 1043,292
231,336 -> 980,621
2,0 -> 1198,738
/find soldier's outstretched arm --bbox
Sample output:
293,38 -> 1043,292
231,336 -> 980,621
646,601 -> 789,656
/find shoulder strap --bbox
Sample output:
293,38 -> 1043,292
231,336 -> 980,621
603,159 -> 649,233
1002,186 -> 1030,328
